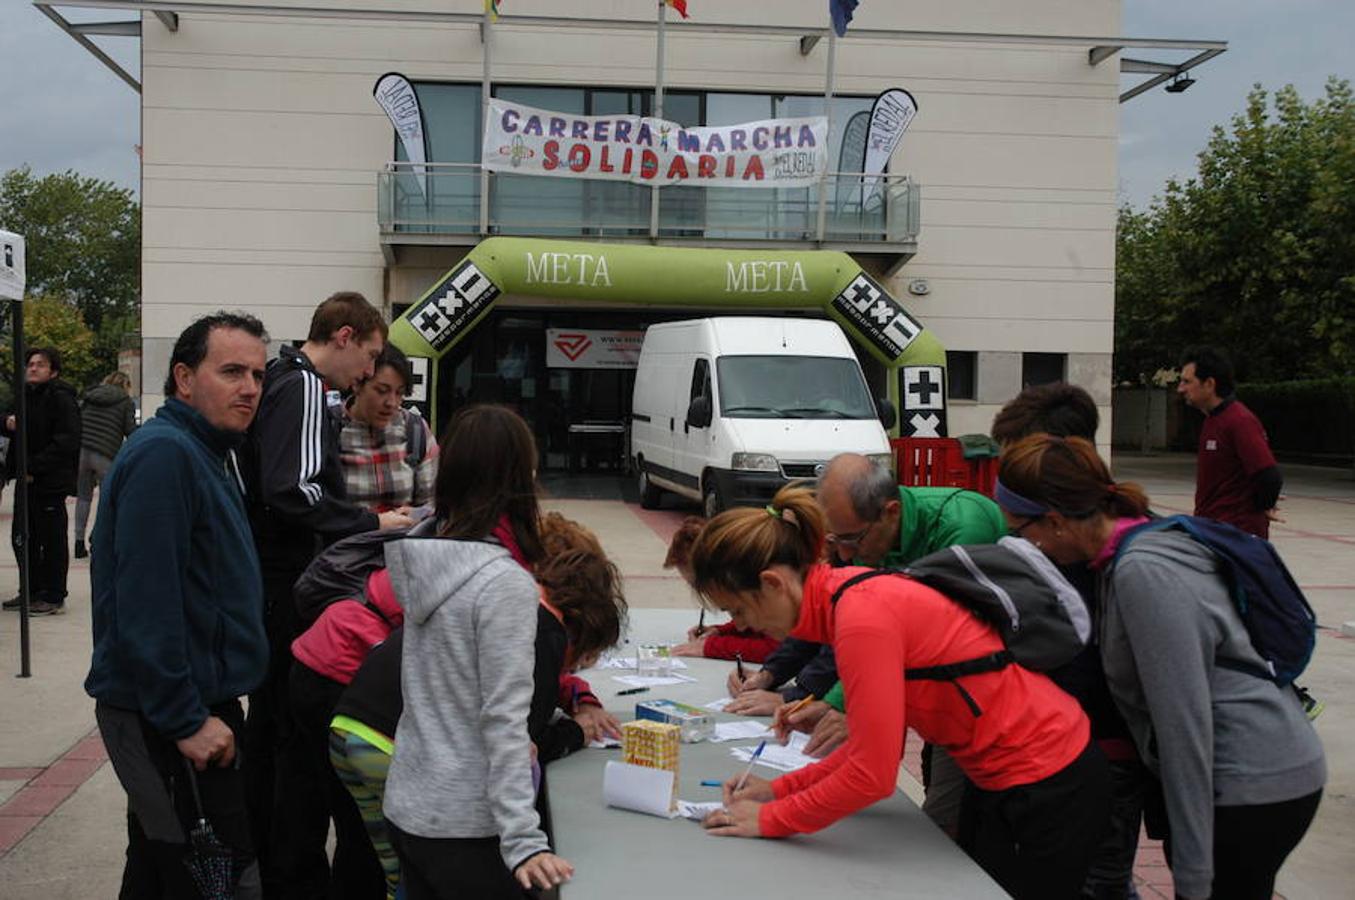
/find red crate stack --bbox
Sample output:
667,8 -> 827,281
890,437 -> 998,498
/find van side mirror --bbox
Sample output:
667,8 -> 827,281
876,398 -> 897,430
686,395 -> 713,429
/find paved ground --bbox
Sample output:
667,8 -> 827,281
0,453 -> 1350,898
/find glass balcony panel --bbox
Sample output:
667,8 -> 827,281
378,165 -> 918,246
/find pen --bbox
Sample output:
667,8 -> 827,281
735,652 -> 746,682
698,608 -> 705,633
784,693 -> 816,718
617,686 -> 649,696
700,779 -> 723,787
733,740 -> 766,794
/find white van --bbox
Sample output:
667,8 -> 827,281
631,317 -> 896,516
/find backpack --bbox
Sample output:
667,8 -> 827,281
829,536 -> 1090,715
403,408 -> 428,467
1112,515 -> 1316,686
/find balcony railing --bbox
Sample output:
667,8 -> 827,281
376,162 -> 920,247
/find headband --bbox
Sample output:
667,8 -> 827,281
994,479 -> 1052,518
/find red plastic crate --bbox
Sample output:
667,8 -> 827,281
891,437 -> 998,498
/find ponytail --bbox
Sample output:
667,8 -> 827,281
689,485 -> 824,601
536,549 -> 628,661
999,435 -> 1150,520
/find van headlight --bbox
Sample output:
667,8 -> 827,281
867,452 -> 895,474
731,453 -> 779,472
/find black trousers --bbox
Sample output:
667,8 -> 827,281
959,740 -> 1111,900
387,823 -> 528,900
244,566 -> 306,898
1164,789 -> 1321,900
283,661 -> 386,900
13,490 -> 69,604
96,700 -> 260,900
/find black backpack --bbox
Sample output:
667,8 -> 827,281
1112,515 -> 1316,686
830,536 -> 1090,716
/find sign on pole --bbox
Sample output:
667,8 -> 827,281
0,230 -> 24,301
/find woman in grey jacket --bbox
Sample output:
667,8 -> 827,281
383,404 -> 573,898
73,370 -> 137,557
995,435 -> 1324,900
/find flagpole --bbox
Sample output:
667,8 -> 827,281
814,25 -> 836,244
649,0 -> 667,240
479,4 -> 493,235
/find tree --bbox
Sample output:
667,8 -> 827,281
0,166 -> 139,372
1116,78 -> 1355,384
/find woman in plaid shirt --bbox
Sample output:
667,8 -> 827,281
340,344 -> 438,514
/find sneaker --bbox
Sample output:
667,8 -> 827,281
2,596 -> 21,611
74,539 -> 88,559
28,600 -> 65,616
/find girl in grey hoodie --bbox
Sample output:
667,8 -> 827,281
382,405 -> 573,898
995,435 -> 1324,900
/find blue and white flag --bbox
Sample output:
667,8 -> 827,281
830,0 -> 859,37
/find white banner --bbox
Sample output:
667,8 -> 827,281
546,329 -> 645,369
484,98 -> 828,189
862,89 -> 918,207
0,230 -> 24,301
373,73 -> 429,197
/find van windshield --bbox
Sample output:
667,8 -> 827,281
716,355 -> 877,419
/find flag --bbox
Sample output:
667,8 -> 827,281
485,0 -> 501,22
665,0 -> 689,19
829,0 -> 858,37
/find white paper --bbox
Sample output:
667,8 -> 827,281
676,800 -> 724,822
603,761 -> 676,818
711,721 -> 774,743
587,736 -> 622,749
598,655 -> 687,671
703,697 -> 734,712
611,674 -> 697,688
730,732 -> 817,772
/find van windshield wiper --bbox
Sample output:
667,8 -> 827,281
782,407 -> 850,419
723,405 -> 792,417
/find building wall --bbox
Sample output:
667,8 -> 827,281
140,0 -> 1121,431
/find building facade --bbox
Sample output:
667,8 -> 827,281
136,0 -> 1126,463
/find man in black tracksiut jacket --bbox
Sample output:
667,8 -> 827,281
239,291 -> 411,897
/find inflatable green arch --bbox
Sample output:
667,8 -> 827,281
389,237 -> 948,437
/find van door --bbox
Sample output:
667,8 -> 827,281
673,356 -> 715,497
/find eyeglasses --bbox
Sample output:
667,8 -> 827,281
1010,516 -> 1043,537
826,520 -> 875,549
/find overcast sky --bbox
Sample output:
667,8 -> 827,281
1,3 -> 1352,209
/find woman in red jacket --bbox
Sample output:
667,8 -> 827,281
691,487 -> 1109,900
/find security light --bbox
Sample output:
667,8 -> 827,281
1165,74 -> 1196,93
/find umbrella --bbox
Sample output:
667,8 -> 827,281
181,759 -> 236,900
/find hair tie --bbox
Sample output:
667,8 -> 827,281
1105,483 -> 1119,496
765,505 -> 782,518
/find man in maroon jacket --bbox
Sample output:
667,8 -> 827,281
1178,346 -> 1283,538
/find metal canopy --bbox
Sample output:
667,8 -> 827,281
37,0 -> 1225,103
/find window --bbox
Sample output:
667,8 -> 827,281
1022,352 -> 1067,387
716,356 -> 876,419
689,358 -> 711,403
946,351 -> 977,401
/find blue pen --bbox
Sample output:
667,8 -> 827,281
700,780 -> 723,787
733,740 -> 766,794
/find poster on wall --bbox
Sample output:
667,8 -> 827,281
861,88 -> 918,208
0,230 -> 24,301
546,329 -> 645,369
483,98 -> 828,189
373,72 -> 430,197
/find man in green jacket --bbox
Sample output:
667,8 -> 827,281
785,452 -> 1005,835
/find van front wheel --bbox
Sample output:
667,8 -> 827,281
637,464 -> 662,509
703,482 -> 723,519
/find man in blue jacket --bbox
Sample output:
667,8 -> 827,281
86,312 -> 270,898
